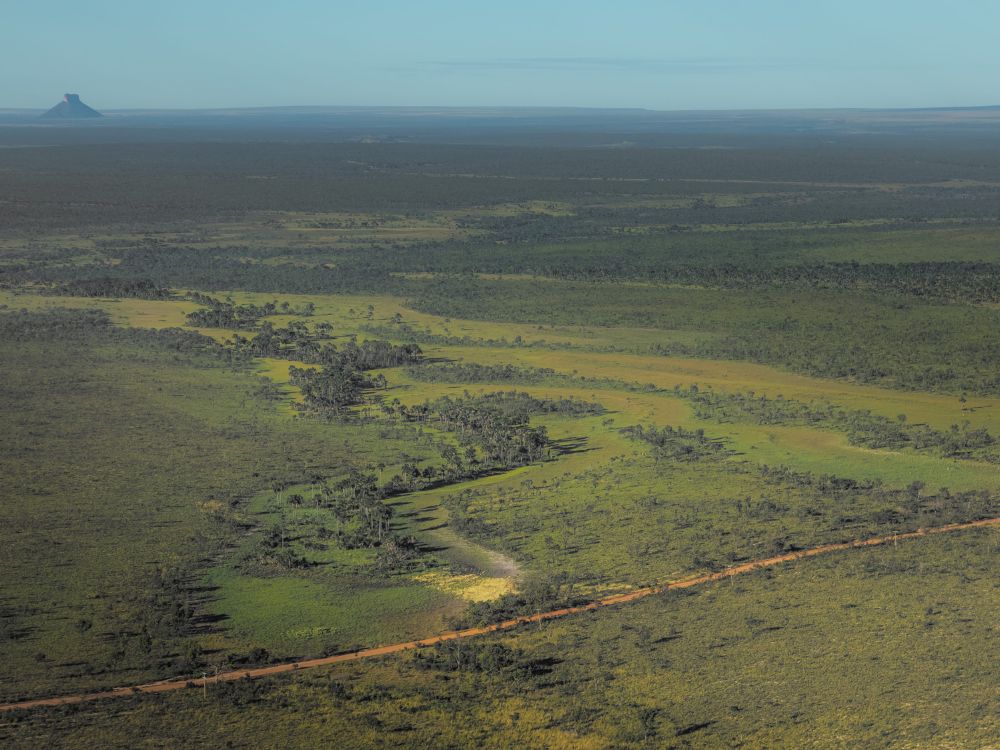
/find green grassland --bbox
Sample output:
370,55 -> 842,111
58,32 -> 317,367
4,529 -> 996,749
0,311 -> 466,702
5,291 -> 998,600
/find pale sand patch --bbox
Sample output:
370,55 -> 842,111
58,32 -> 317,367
413,571 -> 516,602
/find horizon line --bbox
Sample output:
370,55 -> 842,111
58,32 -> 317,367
4,102 -> 1000,116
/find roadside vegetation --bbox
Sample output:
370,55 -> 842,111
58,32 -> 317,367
3,531 -> 996,749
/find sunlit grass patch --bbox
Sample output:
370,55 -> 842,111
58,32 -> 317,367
411,571 -> 515,602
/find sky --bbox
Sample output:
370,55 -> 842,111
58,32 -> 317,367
3,0 -> 1000,111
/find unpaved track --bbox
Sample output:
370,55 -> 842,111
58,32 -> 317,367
2,517 -> 997,714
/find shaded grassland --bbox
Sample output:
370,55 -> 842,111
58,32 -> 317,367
3,530 -> 996,749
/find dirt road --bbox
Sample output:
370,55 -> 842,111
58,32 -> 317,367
2,517 -> 996,714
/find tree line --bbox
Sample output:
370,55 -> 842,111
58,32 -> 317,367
48,277 -> 171,300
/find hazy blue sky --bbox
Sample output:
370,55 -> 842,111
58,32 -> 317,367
4,0 -> 1000,110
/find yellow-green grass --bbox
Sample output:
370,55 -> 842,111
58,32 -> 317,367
201,290 -> 1000,441
256,357 -> 308,414
8,289 -> 993,493
411,571 -> 515,602
0,290 -> 197,330
6,530 -> 996,749
433,344 -> 1000,435
384,366 -> 1000,494
8,289 -> 999,487
0,291 -> 234,342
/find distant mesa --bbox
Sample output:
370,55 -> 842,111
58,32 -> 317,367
41,93 -> 103,119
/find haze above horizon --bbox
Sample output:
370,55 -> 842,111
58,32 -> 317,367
4,0 -> 1000,111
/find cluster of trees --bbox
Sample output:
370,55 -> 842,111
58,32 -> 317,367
230,322 -> 421,369
430,391 -> 603,421
284,337 -> 423,412
410,640 -> 527,675
230,321 -> 322,357
332,339 -> 423,371
399,393 -> 554,471
676,384 -> 996,459
388,391 -> 602,425
0,307 -> 111,340
315,471 -> 394,549
289,364 -> 382,412
375,392 -> 601,492
382,392 -> 600,474
244,472 -> 420,575
185,294 -> 315,330
620,424 -> 731,461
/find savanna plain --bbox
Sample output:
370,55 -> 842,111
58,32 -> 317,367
0,131 -> 998,748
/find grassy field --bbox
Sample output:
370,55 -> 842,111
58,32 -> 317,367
0,311 -> 467,702
7,288 -> 1000,434
4,291 -> 997,609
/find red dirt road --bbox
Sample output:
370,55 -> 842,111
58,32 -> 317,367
2,517 -> 997,714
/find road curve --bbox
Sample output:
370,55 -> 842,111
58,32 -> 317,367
2,517 -> 997,714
